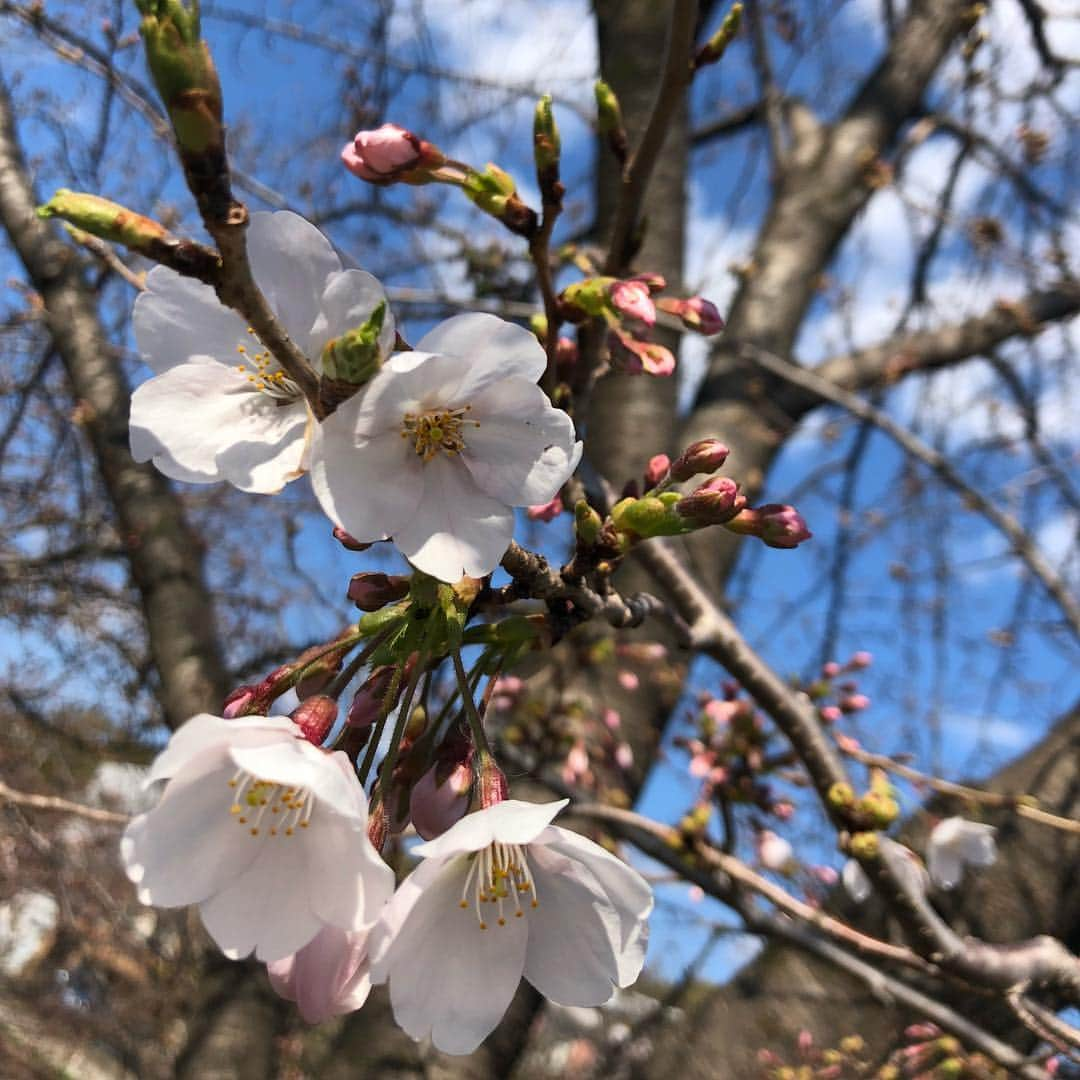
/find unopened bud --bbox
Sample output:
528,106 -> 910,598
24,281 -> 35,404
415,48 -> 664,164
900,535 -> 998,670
857,791 -> 899,829
657,295 -> 725,334
291,695 -> 338,746
676,476 -> 745,525
670,438 -> 731,482
609,279 -> 656,327
827,782 -> 855,810
644,454 -> 670,488
411,759 -> 473,840
347,665 -> 396,731
607,328 -> 676,376
694,3 -> 743,70
347,571 -> 411,611
850,650 -> 873,669
848,831 -> 881,860
320,300 -> 389,395
533,95 -> 561,189
222,684 -> 257,718
574,499 -> 603,545
463,164 -> 537,238
342,123 -> 445,184
725,503 -> 812,548
475,749 -> 508,809
594,80 -> 628,163
612,495 -> 686,539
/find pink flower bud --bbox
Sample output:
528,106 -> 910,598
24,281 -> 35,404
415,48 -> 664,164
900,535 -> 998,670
609,280 -> 657,326
688,884 -> 705,903
603,707 -> 621,730
643,453 -> 670,488
346,666 -> 395,731
347,571 -> 410,611
555,336 -> 578,371
704,699 -> 738,725
811,864 -> 839,885
291,695 -> 338,746
772,800 -> 795,820
527,495 -> 563,522
410,761 -> 473,840
822,661 -> 841,678
840,694 -> 870,713
904,1023 -> 941,1041
342,123 -> 442,183
222,684 -> 257,718
607,328 -> 677,376
676,476 -> 746,525
617,669 -> 640,691
566,740 -> 589,777
850,650 -> 873,669
797,1029 -> 814,1054
614,743 -> 634,770
657,295 -> 725,334
629,271 -> 667,293
726,503 -> 812,548
670,438 -> 730,482
820,705 -> 842,724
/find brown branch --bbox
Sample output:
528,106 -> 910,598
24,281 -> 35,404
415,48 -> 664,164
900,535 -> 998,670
744,342 -> 1080,641
604,0 -> 698,273
0,778 -> 129,825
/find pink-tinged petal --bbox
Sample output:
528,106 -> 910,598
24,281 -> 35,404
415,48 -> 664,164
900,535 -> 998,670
199,836 -> 322,962
535,826 -> 653,985
121,764 -> 261,907
227,740 -> 367,824
268,926 -> 373,1023
380,855 -> 528,1054
413,799 -> 568,861
130,364 -> 310,493
414,313 -> 547,401
133,267 -> 251,374
307,816 -> 395,931
308,269 -> 396,361
391,455 -> 514,581
310,418 -> 424,543
246,211 -> 341,351
523,846 -> 625,1005
368,855 -> 450,980
462,377 -> 581,506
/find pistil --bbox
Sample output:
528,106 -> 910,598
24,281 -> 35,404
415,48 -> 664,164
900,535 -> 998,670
401,406 -> 478,461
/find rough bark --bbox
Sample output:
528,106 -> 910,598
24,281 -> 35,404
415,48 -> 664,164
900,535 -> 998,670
0,72 -> 229,730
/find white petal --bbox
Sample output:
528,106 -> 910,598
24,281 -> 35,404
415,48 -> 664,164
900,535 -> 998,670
523,846 -> 624,1005
462,377 -> 580,506
310,413 -> 424,542
536,826 -> 653,986
130,364 -> 309,493
133,267 -> 251,374
927,846 -> 964,890
306,816 -> 395,931
143,715 -> 297,787
247,211 -> 341,351
413,799 -> 569,862
307,269 -> 396,360
842,859 -> 872,903
380,854 -> 527,1054
121,765 -> 261,907
199,836 -> 322,962
227,740 -> 367,824
368,854 -> 449,980
414,313 -> 546,398
961,827 -> 997,868
392,455 -> 514,581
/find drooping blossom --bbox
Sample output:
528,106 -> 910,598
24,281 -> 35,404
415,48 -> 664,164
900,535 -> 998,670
926,817 -> 997,890
312,313 -> 581,582
130,211 -> 394,494
410,760 -> 473,840
369,798 -> 653,1055
267,922 -> 386,1023
121,713 -> 392,962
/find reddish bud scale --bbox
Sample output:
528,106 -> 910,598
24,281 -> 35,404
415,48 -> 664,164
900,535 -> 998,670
347,571 -> 410,611
291,695 -> 338,746
670,438 -> 730,482
367,797 -> 389,853
676,476 -> 746,524
332,525 -> 373,551
644,454 -> 670,488
475,750 -> 508,808
222,684 -> 257,718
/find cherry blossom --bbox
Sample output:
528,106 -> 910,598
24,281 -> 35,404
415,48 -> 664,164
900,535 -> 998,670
926,817 -> 997,890
311,313 -> 581,581
130,211 -> 394,493
267,925 -> 383,1024
368,798 -> 653,1054
842,839 -> 931,903
121,713 -> 392,962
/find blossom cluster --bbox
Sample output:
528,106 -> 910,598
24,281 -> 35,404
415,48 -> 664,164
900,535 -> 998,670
123,712 -> 653,1052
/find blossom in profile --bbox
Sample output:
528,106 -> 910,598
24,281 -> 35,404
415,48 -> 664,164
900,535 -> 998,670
312,313 -> 581,582
267,925 -> 385,1024
121,713 -> 392,962
130,211 -> 394,493
926,817 -> 997,890
369,798 -> 653,1054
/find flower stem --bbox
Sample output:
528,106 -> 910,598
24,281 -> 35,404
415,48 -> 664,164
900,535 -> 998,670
356,662 -> 405,786
451,649 -> 492,757
374,659 -> 425,797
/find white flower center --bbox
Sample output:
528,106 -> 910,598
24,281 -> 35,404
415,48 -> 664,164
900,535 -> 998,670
458,842 -> 539,930
227,770 -> 313,837
235,331 -> 302,402
401,406 -> 479,461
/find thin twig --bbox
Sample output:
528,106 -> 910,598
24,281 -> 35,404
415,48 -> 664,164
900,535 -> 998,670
0,778 -> 129,825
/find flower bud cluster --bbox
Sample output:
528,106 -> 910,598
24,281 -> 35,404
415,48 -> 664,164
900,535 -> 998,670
756,1029 -> 875,1080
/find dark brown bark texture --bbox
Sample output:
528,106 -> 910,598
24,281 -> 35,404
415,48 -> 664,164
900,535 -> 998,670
0,73 -> 229,731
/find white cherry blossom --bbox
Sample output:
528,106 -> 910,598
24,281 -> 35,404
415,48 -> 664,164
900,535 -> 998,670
368,798 -> 653,1055
121,713 -> 392,963
842,838 -> 932,903
926,817 -> 997,890
311,313 -> 582,582
130,211 -> 393,494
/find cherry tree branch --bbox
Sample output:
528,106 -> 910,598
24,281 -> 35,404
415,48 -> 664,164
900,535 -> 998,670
0,778 -> 129,825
